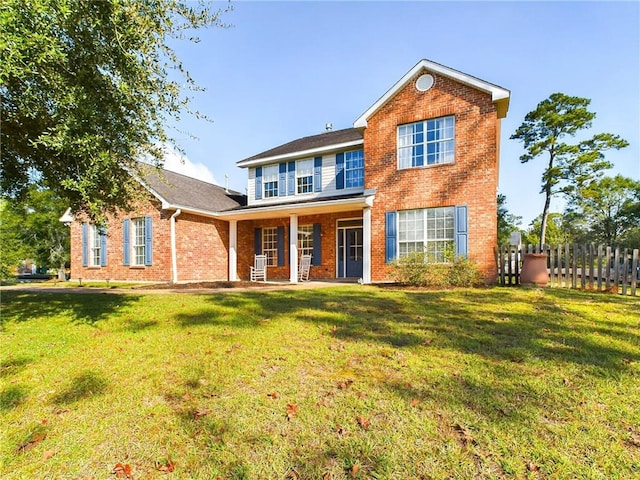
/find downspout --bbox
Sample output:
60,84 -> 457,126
170,209 -> 182,284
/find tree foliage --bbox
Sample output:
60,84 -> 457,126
567,175 -> 640,246
0,186 -> 70,278
0,0 -> 229,219
510,93 -> 628,247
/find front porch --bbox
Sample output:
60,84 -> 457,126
218,193 -> 375,284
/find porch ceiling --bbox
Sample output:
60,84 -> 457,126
216,194 -> 375,221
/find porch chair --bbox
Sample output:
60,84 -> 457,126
298,254 -> 312,282
250,254 -> 267,282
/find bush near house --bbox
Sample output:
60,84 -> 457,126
390,249 -> 482,287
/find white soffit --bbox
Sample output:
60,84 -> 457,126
353,59 -> 511,128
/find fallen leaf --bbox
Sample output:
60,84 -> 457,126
452,423 -> 476,446
53,408 -> 69,415
112,463 -> 132,478
41,418 -> 49,425
410,398 -> 420,407
42,449 -> 58,460
337,379 -> 353,389
285,467 -> 299,479
194,408 -> 211,419
336,426 -> 345,436
286,403 -> 297,420
156,458 -> 175,473
322,472 -> 332,480
527,462 -> 539,471
182,392 -> 191,401
356,416 -> 370,430
17,433 -> 46,453
267,392 -> 279,399
350,463 -> 360,477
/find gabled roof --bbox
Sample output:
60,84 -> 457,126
353,59 -> 511,127
138,165 -> 246,214
236,128 -> 363,167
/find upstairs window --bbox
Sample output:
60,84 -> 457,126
398,116 -> 455,169
297,159 -> 313,194
345,150 -> 364,188
263,165 -> 279,198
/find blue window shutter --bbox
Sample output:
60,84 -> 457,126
277,226 -> 285,267
312,223 -> 321,266
99,229 -> 107,266
122,219 -> 130,266
144,216 -> 153,265
254,228 -> 262,255
279,163 -> 287,197
314,156 -> 322,192
455,205 -> 468,258
82,223 -> 88,267
255,167 -> 263,200
385,211 -> 397,263
336,152 -> 345,189
287,162 -> 295,195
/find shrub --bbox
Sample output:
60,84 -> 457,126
390,249 -> 482,288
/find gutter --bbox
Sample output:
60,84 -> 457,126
170,209 -> 182,283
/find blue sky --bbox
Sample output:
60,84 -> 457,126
166,1 -> 639,227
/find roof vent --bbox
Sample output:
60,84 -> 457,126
416,73 -> 434,92
325,122 -> 333,132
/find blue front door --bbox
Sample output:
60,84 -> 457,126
338,227 -> 363,278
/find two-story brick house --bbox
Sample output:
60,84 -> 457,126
68,59 -> 509,284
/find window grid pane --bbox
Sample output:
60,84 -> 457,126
296,159 -> 313,194
263,165 -> 279,198
398,116 -> 455,169
345,150 -> 364,188
133,218 -> 146,266
90,225 -> 100,266
297,225 -> 314,258
263,227 -> 278,267
398,207 -> 455,262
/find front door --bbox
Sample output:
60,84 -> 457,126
337,223 -> 363,278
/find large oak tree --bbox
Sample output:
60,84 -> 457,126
1,0 -> 228,219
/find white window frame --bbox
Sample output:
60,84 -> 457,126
263,165 -> 279,198
132,217 -> 146,266
262,227 -> 278,267
296,159 -> 313,194
398,207 -> 455,262
344,149 -> 364,188
398,115 -> 455,169
90,225 -> 101,266
298,225 -> 314,258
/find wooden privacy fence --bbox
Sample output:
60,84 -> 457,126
495,244 -> 640,297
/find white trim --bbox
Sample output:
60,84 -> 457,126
353,59 -> 510,128
236,139 -> 364,168
289,214 -> 298,283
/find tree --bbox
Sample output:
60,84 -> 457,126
522,212 -> 573,247
497,194 -> 522,245
0,0 -> 229,219
567,175 -> 640,246
510,93 -> 628,247
0,186 -> 70,278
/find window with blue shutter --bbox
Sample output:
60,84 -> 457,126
336,152 -> 345,190
99,228 -> 107,266
255,167 -> 263,200
82,223 -> 88,267
312,223 -> 321,265
287,162 -> 295,195
279,163 -> 287,197
455,205 -> 468,258
314,157 -> 322,192
385,211 -> 397,263
144,216 -> 153,265
122,218 -> 130,266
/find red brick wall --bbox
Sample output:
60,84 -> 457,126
70,196 -> 230,283
236,210 -> 362,281
364,70 -> 500,282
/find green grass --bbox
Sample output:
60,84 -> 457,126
1,286 -> 639,479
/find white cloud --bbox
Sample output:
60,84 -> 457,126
161,144 -> 218,185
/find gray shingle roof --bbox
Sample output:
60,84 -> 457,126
139,166 -> 246,212
238,128 -> 363,163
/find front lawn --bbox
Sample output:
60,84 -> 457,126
1,286 -> 638,479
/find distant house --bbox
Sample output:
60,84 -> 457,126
68,59 -> 510,284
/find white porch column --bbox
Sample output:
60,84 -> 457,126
289,213 -> 298,283
229,220 -> 238,281
363,206 -> 372,284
